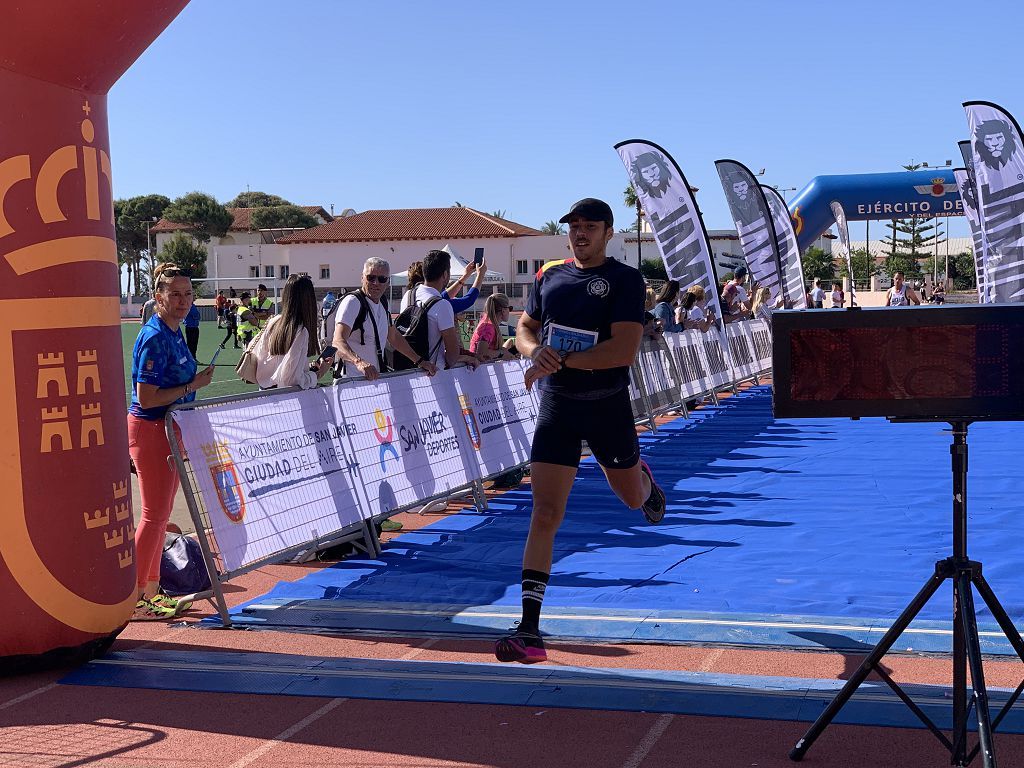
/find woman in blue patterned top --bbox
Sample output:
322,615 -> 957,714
128,263 -> 215,620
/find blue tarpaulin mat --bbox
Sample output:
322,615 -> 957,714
217,387 -> 1024,647
59,648 -> 1024,732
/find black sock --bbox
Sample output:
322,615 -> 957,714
520,569 -> 549,634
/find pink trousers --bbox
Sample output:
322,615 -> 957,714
127,415 -> 182,590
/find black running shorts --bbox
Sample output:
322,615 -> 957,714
531,388 -> 639,469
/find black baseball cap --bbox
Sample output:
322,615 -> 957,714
558,198 -> 613,227
734,265 -> 748,278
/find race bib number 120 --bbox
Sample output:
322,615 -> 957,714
546,323 -> 599,353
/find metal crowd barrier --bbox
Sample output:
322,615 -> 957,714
164,322 -> 772,626
165,363 -> 531,626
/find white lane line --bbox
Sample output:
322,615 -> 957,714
697,648 -> 725,672
399,638 -> 437,660
226,697 -> 346,768
0,683 -> 59,711
242,604 -> 993,639
620,713 -> 674,768
224,640 -> 435,768
4,627 -> 183,710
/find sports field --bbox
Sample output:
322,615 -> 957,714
120,319 -> 258,404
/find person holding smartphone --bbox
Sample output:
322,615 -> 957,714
129,263 -> 216,620
250,274 -> 333,389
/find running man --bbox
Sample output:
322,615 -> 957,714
495,198 -> 666,664
886,271 -> 921,306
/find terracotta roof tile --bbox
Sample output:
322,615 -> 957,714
276,207 -> 544,244
151,206 -> 332,234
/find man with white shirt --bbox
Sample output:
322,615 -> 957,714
333,257 -> 439,380
412,250 -> 479,369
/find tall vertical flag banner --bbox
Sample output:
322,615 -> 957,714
715,160 -> 786,311
963,101 -> 1024,302
958,139 -> 988,302
829,201 -> 857,307
762,185 -> 807,309
615,140 -> 727,327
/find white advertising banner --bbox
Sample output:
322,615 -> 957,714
747,318 -> 773,374
634,338 -> 682,414
664,330 -> 716,399
449,360 -> 538,479
725,321 -> 759,382
172,389 -> 369,573
703,328 -> 735,391
333,369 -> 479,518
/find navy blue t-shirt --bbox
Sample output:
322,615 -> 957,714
525,257 -> 645,399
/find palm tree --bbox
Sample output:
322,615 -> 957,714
540,220 -> 565,235
490,209 -> 508,220
624,184 -> 643,263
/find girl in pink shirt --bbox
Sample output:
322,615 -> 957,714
471,293 -> 513,361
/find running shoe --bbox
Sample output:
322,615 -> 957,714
131,598 -> 176,621
639,460 -> 666,524
494,627 -> 547,664
150,593 -> 192,615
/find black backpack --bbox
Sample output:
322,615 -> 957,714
392,295 -> 443,370
333,289 -> 390,377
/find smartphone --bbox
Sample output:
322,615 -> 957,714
318,345 -> 338,361
208,346 -> 223,366
473,249 -> 484,266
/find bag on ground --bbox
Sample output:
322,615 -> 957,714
160,532 -> 212,596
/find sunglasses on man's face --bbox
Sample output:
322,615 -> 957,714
365,274 -> 389,284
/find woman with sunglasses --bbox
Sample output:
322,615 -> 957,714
128,263 -> 215,620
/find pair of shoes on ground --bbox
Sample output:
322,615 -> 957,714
131,593 -> 192,621
494,625 -> 547,664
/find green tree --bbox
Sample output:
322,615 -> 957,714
160,233 -> 208,294
800,246 -> 836,283
490,209 -> 508,220
836,247 -> 875,283
115,193 -> 170,295
250,205 -> 318,230
226,191 -> 292,208
931,249 -> 978,291
640,258 -> 667,281
880,162 -> 941,279
163,191 -> 232,244
540,220 -> 564,235
951,250 -> 977,291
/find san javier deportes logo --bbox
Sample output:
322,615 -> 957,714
203,440 -> 246,523
373,409 -> 400,471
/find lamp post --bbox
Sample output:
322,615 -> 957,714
145,216 -> 157,293
635,196 -> 643,268
923,161 -> 951,288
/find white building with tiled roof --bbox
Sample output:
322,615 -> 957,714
152,205 -> 335,287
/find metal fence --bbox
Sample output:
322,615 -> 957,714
166,320 -> 772,625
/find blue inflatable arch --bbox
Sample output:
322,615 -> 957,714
789,168 -> 963,253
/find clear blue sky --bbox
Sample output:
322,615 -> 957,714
109,0 -> 1023,241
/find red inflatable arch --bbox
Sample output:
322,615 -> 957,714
0,1 -> 189,670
